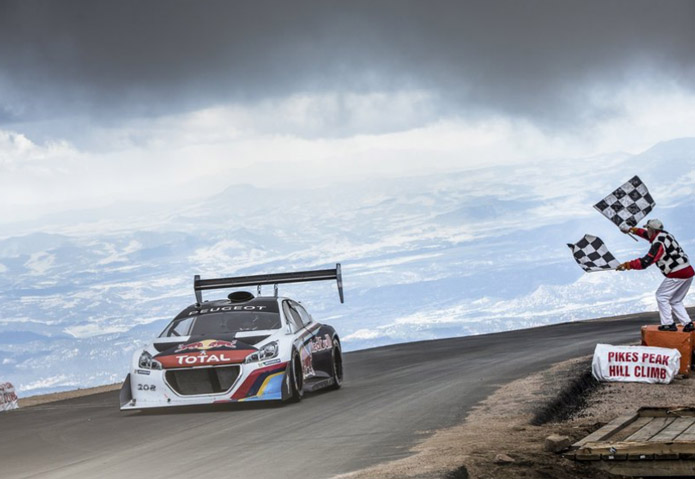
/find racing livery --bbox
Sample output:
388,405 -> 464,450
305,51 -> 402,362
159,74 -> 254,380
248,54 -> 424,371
120,265 -> 344,410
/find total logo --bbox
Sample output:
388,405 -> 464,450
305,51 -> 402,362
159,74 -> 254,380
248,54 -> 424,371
176,339 -> 237,352
176,352 -> 235,366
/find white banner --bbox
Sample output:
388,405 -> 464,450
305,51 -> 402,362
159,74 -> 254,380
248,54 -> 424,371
592,344 -> 680,384
0,382 -> 19,411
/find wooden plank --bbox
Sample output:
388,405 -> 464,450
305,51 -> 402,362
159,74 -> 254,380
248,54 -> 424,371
601,454 -> 627,461
596,459 -> 695,477
655,453 -> 680,460
627,453 -> 654,460
651,417 -> 695,442
609,416 -> 653,442
569,409 -> 695,464
571,414 -> 638,449
578,440 -> 695,457
573,453 -> 601,461
675,422 -> 695,442
625,417 -> 674,441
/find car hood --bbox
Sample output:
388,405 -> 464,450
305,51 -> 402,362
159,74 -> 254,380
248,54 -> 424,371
153,334 -> 259,368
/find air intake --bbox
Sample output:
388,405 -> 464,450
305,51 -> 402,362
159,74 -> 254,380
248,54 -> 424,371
228,291 -> 255,303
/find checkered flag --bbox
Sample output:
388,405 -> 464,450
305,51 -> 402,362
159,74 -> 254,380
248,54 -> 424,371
593,175 -> 655,228
567,234 -> 620,272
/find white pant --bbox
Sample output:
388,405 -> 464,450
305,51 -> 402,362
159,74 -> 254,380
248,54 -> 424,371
656,276 -> 693,325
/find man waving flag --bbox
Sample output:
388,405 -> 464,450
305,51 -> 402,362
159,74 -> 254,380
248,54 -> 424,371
617,219 -> 694,332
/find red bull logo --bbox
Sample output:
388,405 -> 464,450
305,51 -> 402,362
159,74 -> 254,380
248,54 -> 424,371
176,339 -> 237,352
311,334 -> 332,353
301,346 -> 315,378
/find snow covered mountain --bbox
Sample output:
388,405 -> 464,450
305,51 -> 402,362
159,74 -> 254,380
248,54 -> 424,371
1,138 -> 694,396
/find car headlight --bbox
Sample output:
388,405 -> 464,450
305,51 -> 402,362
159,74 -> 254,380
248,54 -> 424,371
244,341 -> 279,363
138,351 -> 163,370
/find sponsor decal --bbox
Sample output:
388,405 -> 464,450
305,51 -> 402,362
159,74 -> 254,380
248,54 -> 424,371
136,369 -> 151,375
189,305 -> 268,316
231,362 -> 288,400
311,334 -> 332,353
239,372 -> 284,402
301,344 -> 315,378
176,352 -> 235,366
157,345 -> 254,368
176,339 -> 237,352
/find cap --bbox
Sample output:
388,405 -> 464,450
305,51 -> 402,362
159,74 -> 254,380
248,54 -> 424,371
644,218 -> 663,230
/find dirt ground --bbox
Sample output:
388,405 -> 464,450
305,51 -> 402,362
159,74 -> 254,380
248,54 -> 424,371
16,383 -> 120,408
334,357 -> 695,479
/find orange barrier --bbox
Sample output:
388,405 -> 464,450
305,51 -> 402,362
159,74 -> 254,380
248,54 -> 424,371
641,325 -> 693,376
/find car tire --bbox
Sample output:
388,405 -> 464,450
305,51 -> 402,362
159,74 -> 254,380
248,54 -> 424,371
287,350 -> 304,402
329,338 -> 343,389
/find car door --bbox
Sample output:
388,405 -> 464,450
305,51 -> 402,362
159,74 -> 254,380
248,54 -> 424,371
283,300 -> 316,379
294,302 -> 335,378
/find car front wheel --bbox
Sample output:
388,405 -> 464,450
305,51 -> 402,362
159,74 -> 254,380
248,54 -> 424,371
287,350 -> 304,402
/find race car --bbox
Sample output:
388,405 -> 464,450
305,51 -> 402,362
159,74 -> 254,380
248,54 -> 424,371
119,265 -> 344,410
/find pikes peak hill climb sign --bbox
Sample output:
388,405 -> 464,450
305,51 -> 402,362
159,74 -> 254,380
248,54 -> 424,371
592,344 -> 680,384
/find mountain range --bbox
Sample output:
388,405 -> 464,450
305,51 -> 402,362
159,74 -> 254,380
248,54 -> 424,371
1,138 -> 694,396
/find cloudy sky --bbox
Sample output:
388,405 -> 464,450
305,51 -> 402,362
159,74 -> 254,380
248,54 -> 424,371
1,0 -> 694,223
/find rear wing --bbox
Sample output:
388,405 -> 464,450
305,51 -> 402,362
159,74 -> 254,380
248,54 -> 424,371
194,263 -> 344,304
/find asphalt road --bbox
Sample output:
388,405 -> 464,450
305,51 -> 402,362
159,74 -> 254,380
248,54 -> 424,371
0,311 -> 666,479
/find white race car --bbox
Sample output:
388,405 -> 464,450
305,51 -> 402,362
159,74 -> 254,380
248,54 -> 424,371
120,265 -> 344,410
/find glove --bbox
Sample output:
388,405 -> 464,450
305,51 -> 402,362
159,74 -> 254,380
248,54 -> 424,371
616,262 -> 632,271
619,224 -> 631,234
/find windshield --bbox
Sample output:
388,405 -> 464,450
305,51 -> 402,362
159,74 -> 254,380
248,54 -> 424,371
160,311 -> 281,337
160,316 -> 195,337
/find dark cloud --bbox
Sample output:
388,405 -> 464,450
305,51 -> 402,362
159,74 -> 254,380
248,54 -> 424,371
1,0 -> 693,132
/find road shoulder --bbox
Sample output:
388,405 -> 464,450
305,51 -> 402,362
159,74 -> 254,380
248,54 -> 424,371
335,355 -> 695,479
17,383 -> 121,408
